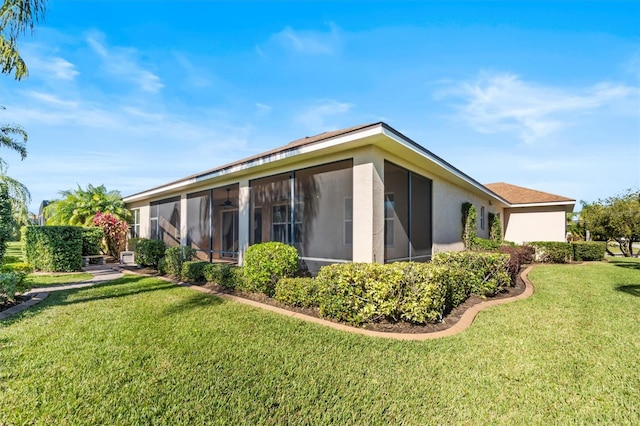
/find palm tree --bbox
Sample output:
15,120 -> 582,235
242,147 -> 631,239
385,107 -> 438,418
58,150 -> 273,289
1,0 -> 47,80
44,184 -> 132,226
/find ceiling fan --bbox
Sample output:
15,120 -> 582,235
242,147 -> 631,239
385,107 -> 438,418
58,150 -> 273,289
220,188 -> 233,207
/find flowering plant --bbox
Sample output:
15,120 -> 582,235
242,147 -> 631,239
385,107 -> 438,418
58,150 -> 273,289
92,211 -> 129,258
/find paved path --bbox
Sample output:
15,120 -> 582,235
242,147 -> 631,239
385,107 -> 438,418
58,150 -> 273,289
0,265 -> 123,321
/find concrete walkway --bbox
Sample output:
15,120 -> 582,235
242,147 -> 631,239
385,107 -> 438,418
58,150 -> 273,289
0,265 -> 123,321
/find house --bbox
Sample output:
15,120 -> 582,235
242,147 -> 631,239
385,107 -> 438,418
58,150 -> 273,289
123,122 -> 575,271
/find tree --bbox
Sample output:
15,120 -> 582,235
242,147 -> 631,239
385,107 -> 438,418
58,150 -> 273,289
581,189 -> 640,257
0,182 -> 12,261
1,0 -> 47,80
0,0 -> 46,230
44,184 -> 132,226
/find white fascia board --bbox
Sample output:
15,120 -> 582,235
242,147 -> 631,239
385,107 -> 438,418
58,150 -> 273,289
123,178 -> 197,203
509,201 -> 576,208
380,127 -> 512,206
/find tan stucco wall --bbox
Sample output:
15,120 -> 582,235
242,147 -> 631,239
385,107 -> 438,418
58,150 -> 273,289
503,206 -> 566,244
125,141 -> 509,263
379,150 -> 502,254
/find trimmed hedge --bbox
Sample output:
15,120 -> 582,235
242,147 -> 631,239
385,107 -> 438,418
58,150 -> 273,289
243,242 -> 298,297
163,246 -> 196,277
313,258 -> 503,326
316,262 -> 404,325
181,261 -> 208,283
432,251 -> 511,296
81,227 -> 104,256
572,241 -> 605,261
203,263 -> 238,289
22,226 -> 83,272
471,237 -> 499,251
134,239 -> 166,267
530,242 -> 572,263
275,277 -> 319,308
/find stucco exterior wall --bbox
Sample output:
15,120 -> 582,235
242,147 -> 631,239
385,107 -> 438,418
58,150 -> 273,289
431,178 -> 499,253
503,206 -> 567,244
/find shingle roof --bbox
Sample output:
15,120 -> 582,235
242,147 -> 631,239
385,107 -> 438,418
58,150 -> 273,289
484,182 -> 574,205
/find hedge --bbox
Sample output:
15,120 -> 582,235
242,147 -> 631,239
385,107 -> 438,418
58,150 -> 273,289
315,262 -> 405,325
22,226 -> 83,272
181,260 -> 209,283
134,239 -> 166,267
432,251 -> 511,296
275,277 -> 319,308
163,246 -> 196,277
572,241 -> 605,261
81,227 -> 104,256
530,242 -> 572,263
243,242 -> 298,297
203,263 -> 238,289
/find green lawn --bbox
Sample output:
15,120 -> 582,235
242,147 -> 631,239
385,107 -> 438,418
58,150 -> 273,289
1,259 -> 639,424
24,273 -> 94,287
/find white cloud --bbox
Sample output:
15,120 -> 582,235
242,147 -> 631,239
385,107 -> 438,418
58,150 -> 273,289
259,23 -> 341,56
297,99 -> 353,132
437,72 -> 638,143
86,31 -> 164,93
45,57 -> 79,80
255,103 -> 272,115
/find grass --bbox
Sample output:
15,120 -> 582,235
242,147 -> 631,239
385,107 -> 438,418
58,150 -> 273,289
24,273 -> 94,287
4,241 -> 23,260
1,259 -> 639,424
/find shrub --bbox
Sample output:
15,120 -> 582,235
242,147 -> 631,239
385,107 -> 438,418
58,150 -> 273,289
181,261 -> 209,283
471,237 -> 499,251
498,245 -> 535,284
0,271 -> 22,305
128,237 -> 141,252
21,226 -> 83,272
0,263 -> 32,298
489,212 -> 502,244
157,257 -> 167,275
572,241 -> 605,261
134,239 -> 166,267
316,262 -> 404,326
203,263 -> 238,288
461,202 -> 477,249
530,242 -> 572,263
275,277 -> 319,308
0,183 -> 12,263
399,264 -> 457,324
92,212 -> 128,258
432,251 -> 511,296
163,246 -> 196,277
81,227 -> 104,256
243,242 -> 298,297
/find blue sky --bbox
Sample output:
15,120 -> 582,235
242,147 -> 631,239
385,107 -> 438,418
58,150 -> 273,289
1,1 -> 638,213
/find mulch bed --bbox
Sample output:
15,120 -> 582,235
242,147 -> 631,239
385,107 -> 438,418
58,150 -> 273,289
197,272 -> 527,334
0,294 -> 31,313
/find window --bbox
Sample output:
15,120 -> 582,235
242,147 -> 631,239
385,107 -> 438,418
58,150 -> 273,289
131,209 -> 140,239
271,203 -> 302,244
480,206 -> 485,230
344,197 -> 353,246
384,161 -> 433,263
150,197 -> 181,246
384,193 -> 395,247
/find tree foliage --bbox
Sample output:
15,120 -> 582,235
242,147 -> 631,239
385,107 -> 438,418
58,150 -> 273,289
581,189 -> 640,257
0,182 -> 12,261
44,184 -> 132,226
0,0 -> 47,80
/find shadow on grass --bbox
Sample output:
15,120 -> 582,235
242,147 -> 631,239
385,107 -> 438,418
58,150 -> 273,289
609,260 -> 640,270
57,278 -> 177,306
163,291 -> 224,315
615,284 -> 640,297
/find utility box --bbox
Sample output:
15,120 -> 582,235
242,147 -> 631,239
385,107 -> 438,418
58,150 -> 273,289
120,251 -> 135,265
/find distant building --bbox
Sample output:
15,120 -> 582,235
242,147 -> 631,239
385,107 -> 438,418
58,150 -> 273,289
37,200 -> 50,226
